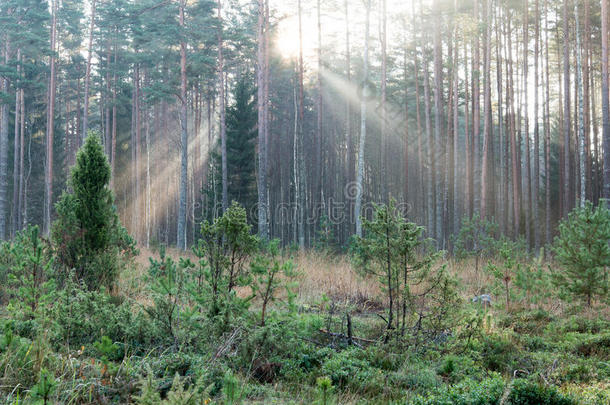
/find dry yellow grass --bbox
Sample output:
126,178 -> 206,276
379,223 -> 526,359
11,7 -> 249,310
292,251 -> 381,309
122,248 -> 601,315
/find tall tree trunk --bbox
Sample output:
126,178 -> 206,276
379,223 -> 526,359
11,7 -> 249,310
11,50 -> 21,236
562,0 -> 571,216
574,0 -> 586,207
344,0 -> 353,235
413,21 -> 425,225
315,0 -> 323,215
355,0 -> 370,238
544,0 -> 552,245
297,0 -> 306,247
523,0 -> 532,248
433,0 -> 444,244
423,42 -> 434,237
481,0 -> 493,220
465,44 -> 472,220
583,0 -> 591,201
533,0 -> 540,249
472,0 -> 481,215
0,39 -> 9,240
495,4 -> 507,234
380,0 -> 387,202
177,0 -> 188,249
453,0 -> 460,234
601,0 -> 610,203
18,86 -> 24,229
44,0 -> 57,236
82,0 -> 96,142
218,0 -> 228,213
508,13 -> 521,236
257,0 -> 269,240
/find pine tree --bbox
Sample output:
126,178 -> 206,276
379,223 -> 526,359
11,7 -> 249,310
552,202 -> 610,307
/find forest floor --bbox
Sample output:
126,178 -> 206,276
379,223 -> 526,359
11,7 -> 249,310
1,246 -> 608,404
115,248 -> 610,405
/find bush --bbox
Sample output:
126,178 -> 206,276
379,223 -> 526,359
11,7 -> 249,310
507,379 -> 576,405
409,374 -> 505,405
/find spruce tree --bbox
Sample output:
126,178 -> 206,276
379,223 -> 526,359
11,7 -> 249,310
205,77 -> 257,221
52,132 -> 135,290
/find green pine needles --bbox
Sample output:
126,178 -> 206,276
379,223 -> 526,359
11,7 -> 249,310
52,132 -> 136,290
552,201 -> 610,307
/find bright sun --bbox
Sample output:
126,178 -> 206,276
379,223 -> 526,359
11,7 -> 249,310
275,14 -> 318,61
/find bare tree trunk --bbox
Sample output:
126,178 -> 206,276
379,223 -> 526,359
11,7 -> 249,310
562,0 -> 571,216
433,0 -> 444,244
481,0 -> 493,220
472,0 -> 481,215
380,0 -> 387,202
18,87 -> 24,229
344,0 -> 353,235
355,0 -> 370,238
602,0 -> 610,203
315,0 -> 323,214
465,44 -> 472,220
257,0 -> 269,240
508,13 -> 521,236
523,0 -> 532,248
11,50 -> 21,236
533,0 -> 540,249
44,0 -> 57,236
177,0 -> 188,249
544,0 -> 552,244
583,0 -> 591,201
414,30 -> 425,224
574,0 -> 586,207
495,5 -> 507,234
453,0 -> 460,233
423,42 -> 434,237
0,39 -> 9,240
111,42 -> 117,188
218,0 -> 228,213
82,0 -> 96,142
297,0 -> 306,247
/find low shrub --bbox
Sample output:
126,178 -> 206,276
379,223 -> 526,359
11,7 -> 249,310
507,379 -> 576,405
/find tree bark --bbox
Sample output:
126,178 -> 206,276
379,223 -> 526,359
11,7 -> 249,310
177,0 -> 188,249
0,38 -> 9,240
11,50 -> 21,237
433,0 -> 443,244
574,0 -> 585,207
523,0 -> 532,248
481,0 -> 493,220
257,0 -> 269,240
533,0 -> 541,249
602,0 -> 610,204
218,0 -> 228,213
355,0 -> 370,238
562,0 -> 571,216
44,0 -> 57,236
82,0 -> 96,142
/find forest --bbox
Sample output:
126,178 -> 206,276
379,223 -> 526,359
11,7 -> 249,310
0,0 -> 609,403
